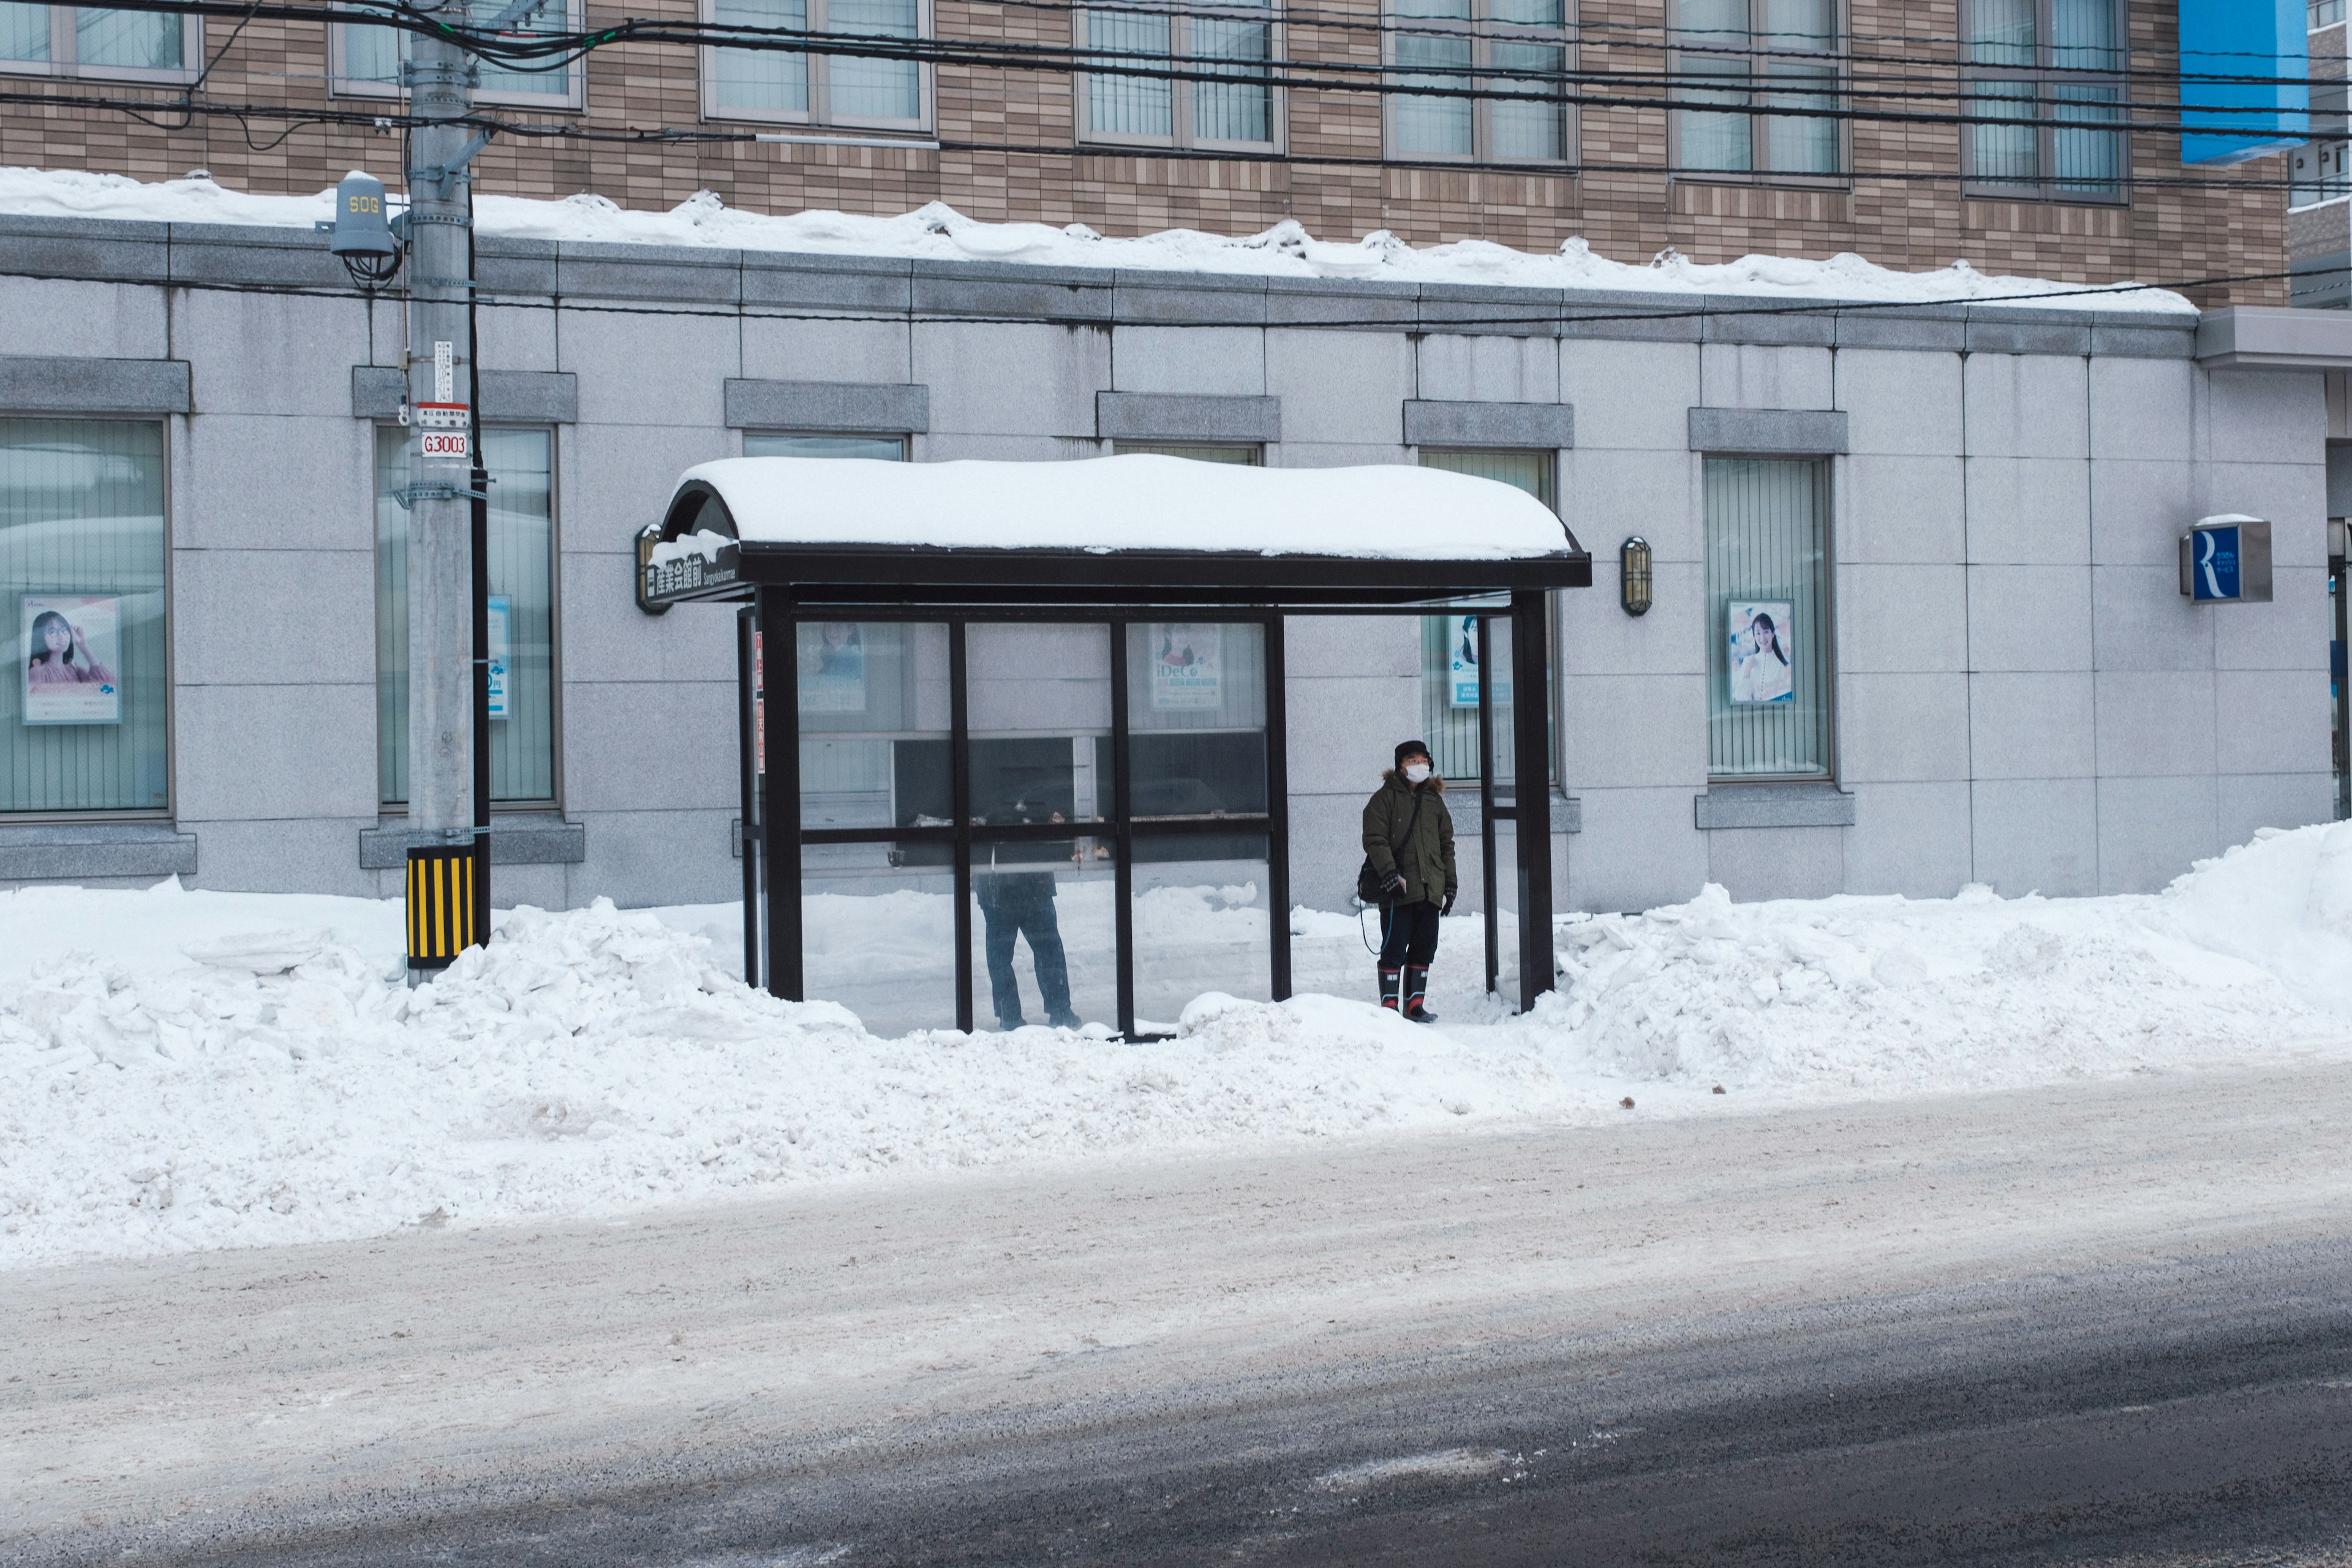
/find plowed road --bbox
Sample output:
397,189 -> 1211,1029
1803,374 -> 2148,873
9,1060 -> 2352,1565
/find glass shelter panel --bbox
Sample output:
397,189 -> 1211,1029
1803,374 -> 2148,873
1125,620 -> 1267,818
967,622 -> 1114,829
0,418 -> 168,815
971,840 -> 1118,1030
799,839 -> 957,1036
1133,832 -> 1273,1028
795,620 -> 951,831
963,624 -> 1116,1030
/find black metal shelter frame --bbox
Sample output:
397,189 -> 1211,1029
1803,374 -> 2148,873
641,480 -> 1591,1034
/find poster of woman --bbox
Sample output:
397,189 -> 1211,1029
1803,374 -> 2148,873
23,595 -> 121,725
1728,601 -> 1795,705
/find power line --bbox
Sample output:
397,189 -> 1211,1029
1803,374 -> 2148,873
2,3 -> 2334,143
4,85 -> 2339,195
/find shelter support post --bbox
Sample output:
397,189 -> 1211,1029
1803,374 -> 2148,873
737,606 -> 760,990
1110,620 -> 1136,1038
1510,590 -> 1555,1011
759,590 -> 802,1001
949,623 -> 974,1035
1476,611 -> 1498,995
1265,613 -> 1291,1003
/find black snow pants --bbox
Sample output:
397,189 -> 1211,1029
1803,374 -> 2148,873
1378,900 -> 1442,968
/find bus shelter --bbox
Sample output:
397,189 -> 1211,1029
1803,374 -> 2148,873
638,454 -> 1592,1038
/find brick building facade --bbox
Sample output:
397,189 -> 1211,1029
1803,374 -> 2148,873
0,0 -> 2292,303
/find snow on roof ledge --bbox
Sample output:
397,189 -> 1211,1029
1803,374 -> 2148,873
0,166 -> 2198,314
681,454 -> 1580,560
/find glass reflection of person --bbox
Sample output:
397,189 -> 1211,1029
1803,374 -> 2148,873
1730,609 -> 1792,704
976,869 -> 1080,1031
26,610 -> 113,688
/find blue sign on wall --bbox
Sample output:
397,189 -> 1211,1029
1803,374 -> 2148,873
2180,0 -> 2309,165
2180,517 -> 2275,605
2188,524 -> 2243,601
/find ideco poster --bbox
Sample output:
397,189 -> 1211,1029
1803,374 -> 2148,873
1728,601 -> 1796,704
799,621 -> 868,713
1148,623 -> 1221,710
485,596 -> 511,722
22,594 -> 121,725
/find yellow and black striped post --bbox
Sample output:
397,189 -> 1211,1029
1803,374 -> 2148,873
405,844 -> 478,971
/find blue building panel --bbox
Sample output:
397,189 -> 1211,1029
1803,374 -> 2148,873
2179,0 -> 2309,165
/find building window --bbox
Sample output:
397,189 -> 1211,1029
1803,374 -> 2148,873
1111,442 -> 1262,464
704,0 -> 929,129
0,420 -> 168,816
1672,0 -> 1843,178
2315,1 -> 2345,28
1079,0 -> 1278,150
745,432 -> 908,459
1962,0 -> 2126,201
2293,140 -> 2352,208
1704,456 -> 1830,780
1416,450 -> 1551,783
0,6 -> 198,80
335,0 -> 579,104
375,428 -> 558,807
1388,0 -> 1571,164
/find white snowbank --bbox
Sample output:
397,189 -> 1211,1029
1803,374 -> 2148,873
0,166 -> 2195,312
692,453 -> 1574,558
1539,824 -> 2352,1092
4,823 -> 2348,1268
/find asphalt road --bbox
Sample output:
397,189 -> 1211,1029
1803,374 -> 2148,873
12,1061 -> 2352,1567
135,1242 -> 2352,1567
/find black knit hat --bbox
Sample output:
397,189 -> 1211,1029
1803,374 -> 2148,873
1395,739 -> 1431,769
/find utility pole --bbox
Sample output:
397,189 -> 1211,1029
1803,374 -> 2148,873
402,4 -> 488,974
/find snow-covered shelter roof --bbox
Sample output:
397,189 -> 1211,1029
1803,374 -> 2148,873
639,455 -> 1591,611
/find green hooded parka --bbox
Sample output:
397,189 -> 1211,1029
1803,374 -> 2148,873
1362,770 -> 1456,907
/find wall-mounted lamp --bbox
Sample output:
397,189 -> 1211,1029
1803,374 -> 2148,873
1619,535 -> 1653,616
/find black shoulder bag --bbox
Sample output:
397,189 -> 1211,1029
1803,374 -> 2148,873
1355,788 -> 1427,905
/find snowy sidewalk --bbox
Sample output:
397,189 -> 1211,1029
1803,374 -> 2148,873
2,823 -> 2350,1268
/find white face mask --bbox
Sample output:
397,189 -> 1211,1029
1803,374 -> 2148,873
1403,763 -> 1432,784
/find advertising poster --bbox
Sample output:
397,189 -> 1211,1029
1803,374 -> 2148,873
799,621 -> 867,714
1444,616 -> 1511,708
22,594 -> 121,726
1728,601 -> 1796,705
1148,622 -> 1221,710
1447,614 -> 1480,708
485,595 -> 510,722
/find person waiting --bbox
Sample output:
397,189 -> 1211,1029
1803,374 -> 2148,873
1361,739 -> 1455,1023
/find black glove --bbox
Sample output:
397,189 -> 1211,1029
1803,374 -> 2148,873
1442,891 -> 1456,916
1382,872 -> 1408,897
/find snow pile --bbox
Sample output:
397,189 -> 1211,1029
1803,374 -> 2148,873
692,453 -> 1574,558
5,824 -> 2351,1267
1537,823 -> 2352,1093
0,893 -> 1564,1267
0,166 -> 2195,311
